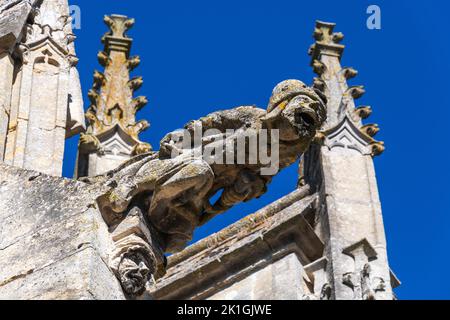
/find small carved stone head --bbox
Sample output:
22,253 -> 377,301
117,248 -> 153,296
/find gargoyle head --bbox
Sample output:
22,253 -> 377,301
264,79 -> 327,142
115,247 -> 153,297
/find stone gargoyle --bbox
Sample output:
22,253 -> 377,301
83,79 -> 326,296
87,79 -> 326,253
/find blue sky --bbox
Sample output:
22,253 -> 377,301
64,0 -> 450,299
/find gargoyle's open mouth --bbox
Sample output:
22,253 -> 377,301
296,111 -> 316,128
294,108 -> 318,137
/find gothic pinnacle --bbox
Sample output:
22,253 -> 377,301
307,21 -> 385,157
80,14 -> 152,161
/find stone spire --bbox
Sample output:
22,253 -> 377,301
76,14 -> 151,178
299,21 -> 398,300
308,21 -> 384,155
0,0 -> 85,177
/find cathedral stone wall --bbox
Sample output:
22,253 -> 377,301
208,253 -> 306,300
0,0 -> 85,177
0,163 -> 124,299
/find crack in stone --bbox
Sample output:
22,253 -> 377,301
0,269 -> 34,287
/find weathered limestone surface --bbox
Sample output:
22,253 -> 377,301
0,0 -> 34,51
0,10 -> 398,300
208,253 -> 306,300
0,52 -> 14,161
0,248 -> 124,300
1,0 -> 85,176
301,21 -> 396,300
0,163 -> 124,300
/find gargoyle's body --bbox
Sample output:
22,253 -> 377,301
89,80 -> 326,253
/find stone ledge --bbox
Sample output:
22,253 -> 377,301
0,162 -> 123,300
149,193 -> 323,300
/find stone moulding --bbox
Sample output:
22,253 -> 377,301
167,184 -> 312,268
148,191 -> 323,300
303,257 -> 331,300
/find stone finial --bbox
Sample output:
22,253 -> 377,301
309,20 -> 345,62
342,67 -> 358,80
102,15 -> 135,55
104,14 -> 135,39
354,106 -> 372,120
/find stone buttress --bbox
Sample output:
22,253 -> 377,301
0,0 -> 85,177
299,21 -> 399,300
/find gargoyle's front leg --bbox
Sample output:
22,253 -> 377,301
200,169 -> 270,225
149,159 -> 214,252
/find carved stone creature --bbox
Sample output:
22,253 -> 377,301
111,242 -> 153,296
109,206 -> 165,296
87,80 -> 326,254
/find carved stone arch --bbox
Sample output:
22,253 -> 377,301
82,124 -> 142,175
33,55 -> 60,72
28,37 -> 69,70
47,56 -> 60,68
324,116 -> 374,155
